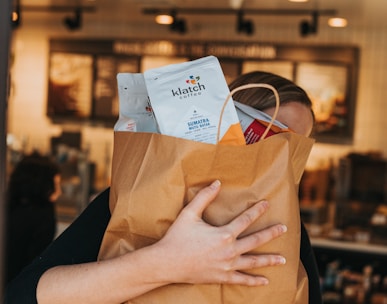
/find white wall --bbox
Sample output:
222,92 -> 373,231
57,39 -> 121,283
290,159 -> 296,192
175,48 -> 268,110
7,13 -> 387,187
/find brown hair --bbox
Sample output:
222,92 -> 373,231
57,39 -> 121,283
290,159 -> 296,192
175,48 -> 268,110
229,71 -> 314,120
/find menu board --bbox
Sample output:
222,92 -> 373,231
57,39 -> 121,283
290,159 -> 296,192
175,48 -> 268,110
47,52 -> 93,118
296,63 -> 349,135
48,39 -> 359,143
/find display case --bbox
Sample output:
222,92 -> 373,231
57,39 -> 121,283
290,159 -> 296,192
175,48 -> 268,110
51,131 -> 96,222
300,152 -> 387,303
334,153 -> 387,245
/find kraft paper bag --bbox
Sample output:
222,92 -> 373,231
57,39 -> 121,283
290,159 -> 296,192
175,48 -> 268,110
98,130 -> 314,304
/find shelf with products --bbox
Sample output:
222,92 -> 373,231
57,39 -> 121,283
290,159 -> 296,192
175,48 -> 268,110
299,154 -> 387,303
311,239 -> 387,304
51,131 -> 96,222
55,159 -> 96,222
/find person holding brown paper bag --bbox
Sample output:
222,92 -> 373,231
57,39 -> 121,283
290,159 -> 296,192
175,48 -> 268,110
4,71 -> 320,304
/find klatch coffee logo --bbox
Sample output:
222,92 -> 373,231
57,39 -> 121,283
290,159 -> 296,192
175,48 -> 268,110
186,75 -> 200,84
171,75 -> 206,99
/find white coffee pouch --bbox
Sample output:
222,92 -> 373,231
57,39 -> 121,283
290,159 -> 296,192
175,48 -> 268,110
115,73 -> 158,133
144,56 -> 245,145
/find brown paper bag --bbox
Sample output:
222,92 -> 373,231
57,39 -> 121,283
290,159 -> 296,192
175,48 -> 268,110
98,129 -> 314,304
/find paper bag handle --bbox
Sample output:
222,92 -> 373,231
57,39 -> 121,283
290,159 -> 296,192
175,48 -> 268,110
217,83 -> 280,143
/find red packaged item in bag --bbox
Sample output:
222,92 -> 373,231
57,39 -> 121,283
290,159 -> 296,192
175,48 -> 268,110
234,100 -> 291,144
243,119 -> 290,144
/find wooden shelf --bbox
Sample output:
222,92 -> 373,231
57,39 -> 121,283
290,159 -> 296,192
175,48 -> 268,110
311,237 -> 387,255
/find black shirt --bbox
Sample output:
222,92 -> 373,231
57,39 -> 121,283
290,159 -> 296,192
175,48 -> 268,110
5,200 -> 56,284
4,188 -> 322,303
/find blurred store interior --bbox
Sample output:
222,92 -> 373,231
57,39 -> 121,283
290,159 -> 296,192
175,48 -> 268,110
1,0 -> 387,302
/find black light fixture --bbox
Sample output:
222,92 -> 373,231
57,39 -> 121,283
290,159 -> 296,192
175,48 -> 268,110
169,10 -> 187,34
11,0 -> 21,29
63,7 -> 82,31
237,11 -> 254,35
144,7 -> 335,37
300,11 -> 318,37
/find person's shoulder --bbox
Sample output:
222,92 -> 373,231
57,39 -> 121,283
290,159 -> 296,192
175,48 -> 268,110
79,187 -> 111,220
89,187 -> 110,206
94,187 -> 110,198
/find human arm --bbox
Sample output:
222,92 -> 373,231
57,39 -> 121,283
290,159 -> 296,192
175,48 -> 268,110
36,180 -> 287,304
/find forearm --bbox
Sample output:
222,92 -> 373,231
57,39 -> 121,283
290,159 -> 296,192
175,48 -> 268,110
37,244 -> 170,304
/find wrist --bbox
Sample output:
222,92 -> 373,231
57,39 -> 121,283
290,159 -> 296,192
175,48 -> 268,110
127,242 -> 175,286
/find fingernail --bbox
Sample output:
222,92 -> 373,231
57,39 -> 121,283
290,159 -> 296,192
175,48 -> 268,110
210,180 -> 221,189
281,225 -> 287,233
279,256 -> 286,265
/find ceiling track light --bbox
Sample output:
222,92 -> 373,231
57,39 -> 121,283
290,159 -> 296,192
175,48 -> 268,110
155,13 -> 174,25
143,8 -> 336,36
237,11 -> 254,35
64,7 -> 82,31
143,8 -> 336,16
328,17 -> 348,28
169,10 -> 187,34
10,4 -> 94,30
300,11 -> 318,37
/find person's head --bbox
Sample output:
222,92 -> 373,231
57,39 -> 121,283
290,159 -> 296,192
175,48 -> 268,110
229,71 -> 314,137
7,152 -> 62,208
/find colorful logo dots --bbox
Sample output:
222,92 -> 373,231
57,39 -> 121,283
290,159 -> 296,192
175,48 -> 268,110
186,75 -> 200,84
